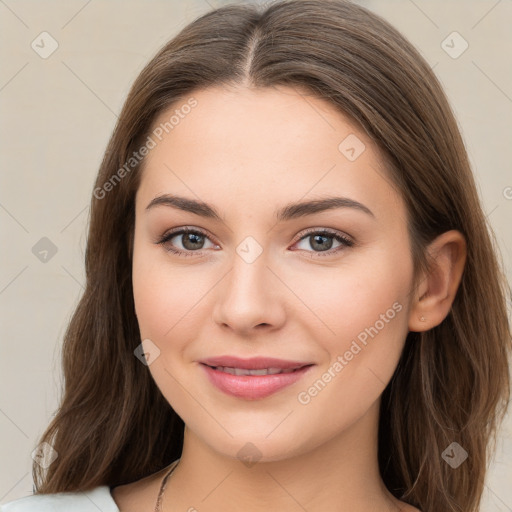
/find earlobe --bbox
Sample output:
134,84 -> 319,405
408,230 -> 467,333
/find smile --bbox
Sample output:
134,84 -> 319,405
199,362 -> 314,400
207,366 -> 299,376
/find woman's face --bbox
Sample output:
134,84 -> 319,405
132,84 -> 415,461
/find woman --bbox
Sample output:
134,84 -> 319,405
2,1 -> 510,511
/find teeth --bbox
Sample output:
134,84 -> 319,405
213,366 -> 298,376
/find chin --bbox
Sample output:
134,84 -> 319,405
195,426 -> 313,466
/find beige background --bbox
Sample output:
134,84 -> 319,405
1,0 -> 511,509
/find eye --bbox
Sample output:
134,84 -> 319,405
155,226 -> 354,258
156,227 -> 218,257
292,228 -> 354,257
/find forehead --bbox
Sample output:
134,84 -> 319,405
136,85 -> 404,223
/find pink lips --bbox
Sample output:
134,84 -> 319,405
199,356 -> 314,400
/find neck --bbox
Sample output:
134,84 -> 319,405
163,399 -> 401,512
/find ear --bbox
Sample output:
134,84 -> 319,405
408,230 -> 467,332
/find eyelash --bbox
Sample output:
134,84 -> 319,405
155,226 -> 354,258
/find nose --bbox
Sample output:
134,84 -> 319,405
212,246 -> 286,336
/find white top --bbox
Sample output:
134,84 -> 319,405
0,486 -> 120,511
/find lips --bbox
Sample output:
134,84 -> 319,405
200,355 -> 311,371
198,356 -> 314,400
209,366 -> 297,376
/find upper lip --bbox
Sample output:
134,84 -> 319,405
200,356 -> 313,370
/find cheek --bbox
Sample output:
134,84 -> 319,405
291,279 -> 410,440
132,242 -> 212,344
132,240 -> 177,340
293,249 -> 410,340
131,245 -> 196,407
291,246 -> 412,389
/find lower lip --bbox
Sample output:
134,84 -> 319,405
200,363 -> 314,400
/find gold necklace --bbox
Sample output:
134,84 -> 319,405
154,459 -> 180,512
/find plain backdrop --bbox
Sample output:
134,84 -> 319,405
1,0 -> 511,509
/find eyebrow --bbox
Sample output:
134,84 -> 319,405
145,194 -> 375,221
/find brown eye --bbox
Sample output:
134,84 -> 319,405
176,231 -> 206,250
156,228 -> 217,256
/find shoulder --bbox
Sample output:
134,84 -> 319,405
0,486 -> 119,512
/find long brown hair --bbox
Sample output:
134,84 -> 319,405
33,1 -> 511,510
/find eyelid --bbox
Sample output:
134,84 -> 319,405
155,226 -> 354,257
156,226 -> 219,249
293,227 -> 354,245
